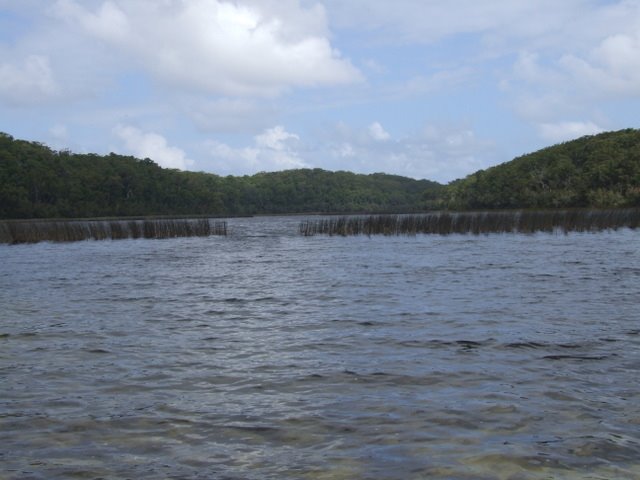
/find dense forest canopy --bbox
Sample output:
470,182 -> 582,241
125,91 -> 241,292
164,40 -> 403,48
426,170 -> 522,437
0,132 -> 438,219
443,128 -> 640,210
1,128 -> 639,219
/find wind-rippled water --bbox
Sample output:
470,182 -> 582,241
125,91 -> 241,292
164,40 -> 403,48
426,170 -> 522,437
1,216 -> 639,479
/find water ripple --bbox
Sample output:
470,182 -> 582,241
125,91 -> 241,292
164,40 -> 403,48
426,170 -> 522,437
1,218 -> 639,479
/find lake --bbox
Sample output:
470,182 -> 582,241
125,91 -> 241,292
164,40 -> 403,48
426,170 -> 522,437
1,216 -> 639,479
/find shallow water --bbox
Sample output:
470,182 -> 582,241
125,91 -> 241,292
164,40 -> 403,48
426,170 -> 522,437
1,216 -> 639,479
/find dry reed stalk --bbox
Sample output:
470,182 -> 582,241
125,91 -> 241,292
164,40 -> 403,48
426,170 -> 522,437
299,209 -> 640,237
0,218 -> 227,244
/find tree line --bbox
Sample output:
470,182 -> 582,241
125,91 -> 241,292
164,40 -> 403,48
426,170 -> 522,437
1,128 -> 638,219
440,128 -> 640,210
0,132 -> 438,219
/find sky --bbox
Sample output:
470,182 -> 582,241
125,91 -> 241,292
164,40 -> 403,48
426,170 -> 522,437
1,0 -> 639,183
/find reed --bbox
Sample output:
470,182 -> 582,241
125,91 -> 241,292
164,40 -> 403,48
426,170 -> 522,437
0,218 -> 227,244
299,209 -> 640,237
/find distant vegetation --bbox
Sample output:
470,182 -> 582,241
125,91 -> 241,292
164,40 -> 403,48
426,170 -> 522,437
441,128 -> 640,210
0,132 -> 437,219
1,129 -> 639,220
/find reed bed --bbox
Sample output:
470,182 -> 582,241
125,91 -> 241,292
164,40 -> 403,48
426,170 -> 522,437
0,218 -> 227,244
299,209 -> 640,237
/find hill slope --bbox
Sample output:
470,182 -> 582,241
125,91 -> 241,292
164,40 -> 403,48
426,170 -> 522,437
442,129 -> 640,210
0,132 -> 439,219
2,129 -> 639,219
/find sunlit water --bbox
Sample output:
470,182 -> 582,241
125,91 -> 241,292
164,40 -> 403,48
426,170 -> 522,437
1,216 -> 639,479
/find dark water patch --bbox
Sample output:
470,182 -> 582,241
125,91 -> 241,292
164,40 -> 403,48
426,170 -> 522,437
535,434 -> 640,464
498,339 -> 605,351
504,341 -> 546,349
394,339 -> 452,349
558,343 -> 583,349
455,340 -> 485,349
543,354 -> 610,361
15,332 -> 40,340
253,296 -> 278,302
85,348 -> 111,354
223,424 -> 280,433
384,337 -> 620,362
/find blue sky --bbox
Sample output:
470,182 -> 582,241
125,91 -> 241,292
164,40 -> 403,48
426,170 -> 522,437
1,0 -> 639,183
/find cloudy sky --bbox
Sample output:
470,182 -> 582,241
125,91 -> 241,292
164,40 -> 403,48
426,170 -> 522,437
1,0 -> 639,182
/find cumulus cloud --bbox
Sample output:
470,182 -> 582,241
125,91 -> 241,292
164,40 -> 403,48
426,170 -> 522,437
324,0 -> 588,47
201,121 -> 494,181
368,122 -> 390,141
0,55 -> 58,105
255,125 -> 300,150
598,32 -> 640,74
52,0 -> 130,43
321,122 -> 495,182
204,125 -> 308,174
186,97 -> 276,133
51,0 -> 361,96
538,121 -> 604,143
113,125 -> 194,170
326,0 -> 638,139
559,30 -> 640,96
502,2 -> 640,138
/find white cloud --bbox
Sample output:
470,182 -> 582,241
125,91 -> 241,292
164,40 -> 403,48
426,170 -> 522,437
207,141 -> 260,171
325,0 -> 639,136
321,122 -> 495,182
52,0 -> 129,43
538,121 -> 604,143
50,0 -> 362,96
0,55 -> 58,105
596,32 -> 640,74
113,125 -> 194,170
186,97 -> 276,133
559,30 -> 640,96
324,0 -> 589,47
335,143 -> 356,158
502,3 -> 640,137
204,125 -> 308,174
368,122 -> 390,141
255,125 -> 300,150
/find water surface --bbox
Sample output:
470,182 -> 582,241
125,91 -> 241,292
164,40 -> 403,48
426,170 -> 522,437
1,216 -> 639,479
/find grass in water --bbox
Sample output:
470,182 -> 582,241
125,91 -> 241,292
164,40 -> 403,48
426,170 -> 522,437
0,218 -> 227,244
299,209 -> 640,236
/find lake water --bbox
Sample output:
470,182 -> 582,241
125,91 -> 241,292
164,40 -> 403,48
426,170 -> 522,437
1,216 -> 639,479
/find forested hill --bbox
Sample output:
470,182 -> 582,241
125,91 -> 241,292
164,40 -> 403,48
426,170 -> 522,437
441,128 -> 640,210
2,129 -> 639,219
0,132 -> 440,219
